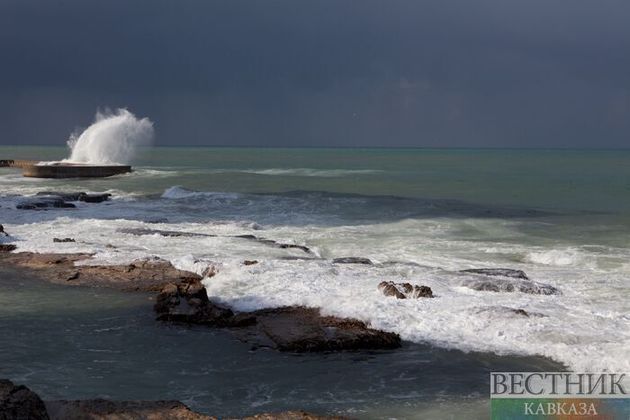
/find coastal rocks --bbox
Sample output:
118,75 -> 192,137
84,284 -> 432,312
119,228 -> 214,238
332,257 -> 372,265
460,268 -> 529,280
0,252 -> 201,292
0,224 -> 7,236
474,306 -> 545,318
36,191 -> 111,203
155,283 -> 401,352
16,192 -> 111,210
0,244 -> 17,252
237,411 -> 348,420
0,379 -> 49,420
16,196 -> 76,210
243,260 -> 259,265
53,237 -> 75,243
234,235 -> 312,254
461,277 -> 559,295
45,399 -> 213,420
378,281 -> 434,299
240,306 -> 401,352
154,280 -> 254,327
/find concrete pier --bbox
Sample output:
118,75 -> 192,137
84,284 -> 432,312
1,160 -> 132,178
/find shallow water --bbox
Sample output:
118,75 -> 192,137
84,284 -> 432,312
0,267 -> 561,419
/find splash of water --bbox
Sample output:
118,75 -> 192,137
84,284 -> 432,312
65,109 -> 154,165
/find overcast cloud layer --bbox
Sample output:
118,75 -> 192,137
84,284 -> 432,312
0,0 -> 629,147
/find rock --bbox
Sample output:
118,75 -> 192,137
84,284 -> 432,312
155,282 -> 401,352
0,244 -> 17,252
461,277 -> 560,295
234,235 -> 312,254
119,228 -> 215,238
79,193 -> 111,203
0,252 -> 202,292
53,238 -> 75,243
45,399 -> 212,420
243,260 -> 259,266
241,307 -> 401,352
460,268 -> 529,280
16,196 -> 76,210
332,257 -> 373,265
474,306 -> 546,318
34,191 -> 111,203
236,411 -> 348,420
155,280 -> 255,327
378,281 -> 434,299
0,379 -> 49,420
0,224 -> 7,236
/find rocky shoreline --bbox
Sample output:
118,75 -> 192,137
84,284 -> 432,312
1,379 -> 347,420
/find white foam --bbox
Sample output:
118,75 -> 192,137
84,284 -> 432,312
1,187 -> 629,372
64,108 -> 154,165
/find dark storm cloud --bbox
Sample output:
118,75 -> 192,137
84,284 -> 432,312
0,0 -> 629,147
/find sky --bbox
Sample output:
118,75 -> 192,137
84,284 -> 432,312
0,0 -> 629,148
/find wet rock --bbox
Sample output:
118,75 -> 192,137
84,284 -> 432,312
35,191 -> 111,203
460,268 -> 529,280
0,224 -> 7,236
237,411 -> 348,420
155,282 -> 401,352
79,193 -> 111,203
0,379 -> 49,420
119,228 -> 214,238
0,252 -> 201,292
461,277 -> 560,295
0,244 -> 17,252
332,257 -> 373,265
234,235 -> 312,254
243,260 -> 259,266
155,280 -> 255,327
241,307 -> 401,352
474,306 -> 546,318
53,237 -> 75,243
45,399 -> 212,420
378,281 -> 434,299
16,196 -> 76,210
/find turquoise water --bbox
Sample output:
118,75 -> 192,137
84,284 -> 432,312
3,146 -> 630,212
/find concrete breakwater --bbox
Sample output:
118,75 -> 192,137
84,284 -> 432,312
1,159 -> 131,178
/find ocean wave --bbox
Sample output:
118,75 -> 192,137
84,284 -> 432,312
223,168 -> 384,177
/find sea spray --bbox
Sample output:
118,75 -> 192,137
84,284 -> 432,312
65,108 -> 154,165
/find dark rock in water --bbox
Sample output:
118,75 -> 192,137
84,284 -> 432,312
34,191 -> 111,203
53,237 -> 75,243
378,281 -> 434,299
243,260 -> 259,266
119,228 -> 215,238
79,193 -> 111,203
0,224 -> 7,236
237,411 -> 348,420
0,379 -> 49,420
155,280 -> 255,327
474,306 -> 546,318
16,196 -> 76,210
332,257 -> 373,265
461,268 -> 529,280
233,234 -> 312,254
0,244 -> 17,252
462,277 -> 560,295
155,281 -> 401,352
241,306 -> 401,352
36,191 -> 86,201
45,399 -> 212,420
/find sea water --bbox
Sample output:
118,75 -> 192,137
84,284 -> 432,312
0,146 -> 628,417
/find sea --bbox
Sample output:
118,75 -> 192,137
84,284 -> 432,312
1,146 -> 629,419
